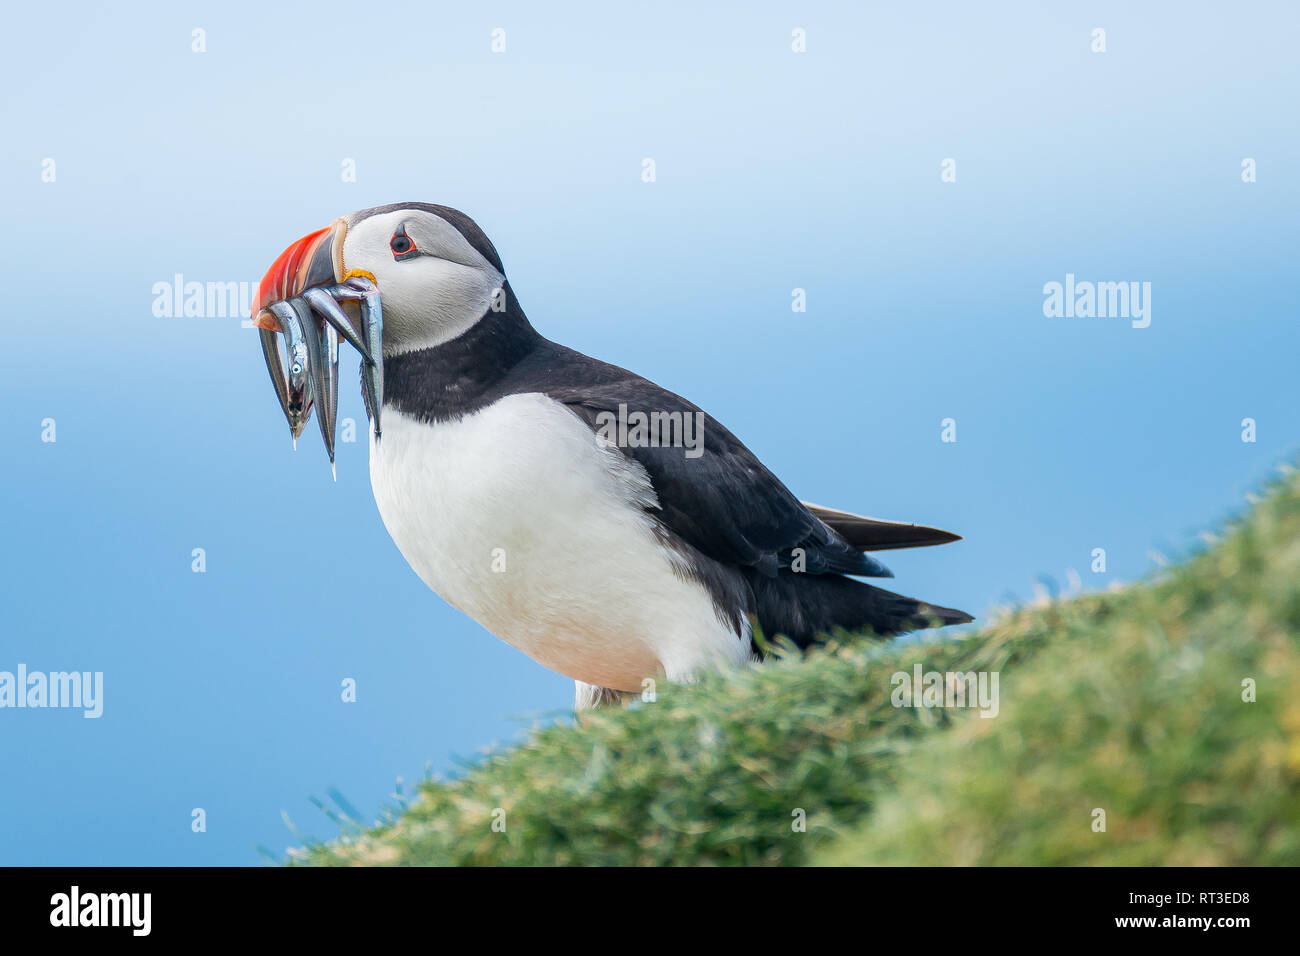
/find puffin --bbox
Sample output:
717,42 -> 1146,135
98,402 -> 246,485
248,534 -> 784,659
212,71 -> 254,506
251,203 -> 971,709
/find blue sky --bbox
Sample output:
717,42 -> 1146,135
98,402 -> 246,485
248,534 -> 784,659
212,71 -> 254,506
1,1 -> 1296,864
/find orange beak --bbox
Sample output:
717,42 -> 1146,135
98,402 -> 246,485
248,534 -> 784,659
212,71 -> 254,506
253,216 -> 384,456
251,221 -> 345,330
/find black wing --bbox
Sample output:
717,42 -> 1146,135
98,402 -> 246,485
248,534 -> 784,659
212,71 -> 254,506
543,361 -> 891,579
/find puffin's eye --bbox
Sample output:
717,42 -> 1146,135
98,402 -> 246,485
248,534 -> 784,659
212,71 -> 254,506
390,230 -> 417,259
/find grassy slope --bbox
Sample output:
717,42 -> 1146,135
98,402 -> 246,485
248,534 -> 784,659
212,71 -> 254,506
296,467 -> 1300,866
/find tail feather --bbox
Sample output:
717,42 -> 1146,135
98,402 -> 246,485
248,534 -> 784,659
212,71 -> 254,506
802,501 -> 962,552
744,568 -> 973,649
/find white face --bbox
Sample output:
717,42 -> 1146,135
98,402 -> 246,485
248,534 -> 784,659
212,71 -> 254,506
338,208 -> 505,355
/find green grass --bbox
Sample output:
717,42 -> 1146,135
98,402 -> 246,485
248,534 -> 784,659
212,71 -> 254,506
293,465 -> 1300,866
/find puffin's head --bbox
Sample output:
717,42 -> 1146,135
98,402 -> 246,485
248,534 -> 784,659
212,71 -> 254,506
250,203 -> 507,468
252,203 -> 506,354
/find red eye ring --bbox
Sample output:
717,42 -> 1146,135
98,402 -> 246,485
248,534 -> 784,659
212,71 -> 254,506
390,233 -> 416,257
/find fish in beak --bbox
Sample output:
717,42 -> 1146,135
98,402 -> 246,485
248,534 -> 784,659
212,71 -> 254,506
251,219 -> 385,475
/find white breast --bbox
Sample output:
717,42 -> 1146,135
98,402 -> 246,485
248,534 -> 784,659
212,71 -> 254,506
368,393 -> 751,691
